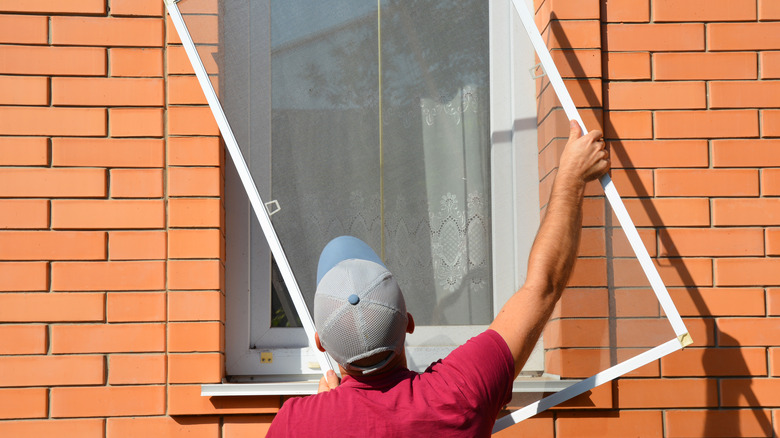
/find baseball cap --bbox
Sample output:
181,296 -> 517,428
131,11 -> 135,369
314,236 -> 408,375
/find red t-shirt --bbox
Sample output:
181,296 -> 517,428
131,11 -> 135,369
266,329 -> 514,437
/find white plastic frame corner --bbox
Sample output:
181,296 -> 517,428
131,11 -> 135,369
163,0 -> 691,433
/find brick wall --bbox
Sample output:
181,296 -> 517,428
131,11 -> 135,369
0,0 -> 778,437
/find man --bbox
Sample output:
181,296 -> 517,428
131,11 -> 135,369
267,121 -> 609,436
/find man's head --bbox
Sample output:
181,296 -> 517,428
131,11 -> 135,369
313,236 -> 411,375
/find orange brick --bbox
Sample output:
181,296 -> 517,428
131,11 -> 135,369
603,52 -> 650,80
550,49 -> 602,78
669,288 -> 765,317
721,378 -> 780,407
0,0 -> 105,14
618,378 -> 717,408
0,107 -> 106,136
0,419 -> 104,438
666,409 -> 773,438
0,168 -> 106,198
0,231 -> 106,260
762,169 -> 780,196
761,0 -> 780,19
0,15 -> 47,44
166,14 -> 219,45
169,136 -> 222,166
769,228 -> 780,255
52,323 -> 164,354
167,45 -> 219,75
540,20 -> 601,50
615,288 -> 660,317
52,77 -> 164,106
622,198 -> 710,227
601,0 -> 650,22
544,318 -> 609,348
578,228 -> 606,257
169,229 -> 223,259
107,292 -> 165,322
0,325 -> 46,355
109,231 -> 166,260
656,169 -> 758,197
0,200 -> 48,229
604,111 -> 652,139
568,258 -> 607,287
764,110 -> 780,137
709,23 -> 780,51
762,52 -> 780,79
108,354 -> 166,385
609,169 -> 652,197
582,197 -> 606,227
0,45 -> 106,76
654,52 -> 758,80
656,110 -> 759,139
610,227 -> 656,258
713,139 -> 780,167
110,169 -> 164,198
110,0 -> 163,16
169,353 -> 223,383
615,318 -> 678,348
52,199 -> 164,229
557,410 -> 662,438
168,290 -> 223,321
0,137 -> 49,166
609,140 -> 708,169
717,317 -> 780,346
770,289 -> 780,316
168,259 -> 222,290
109,107 -> 164,137
613,257 -> 713,287
110,48 -> 163,77
168,75 -> 212,105
51,385 -> 165,417
545,348 -> 610,378
52,16 -> 163,47
169,107 -> 220,136
654,0 -> 756,21
0,355 -> 105,387
222,416 -> 275,438
711,81 -> 780,109
168,384 -> 279,416
168,322 -> 224,352
0,262 -> 48,291
662,347 -> 767,377
0,76 -> 48,105
553,288 -> 609,319
0,292 -> 104,322
52,138 -> 164,167
107,416 -> 220,438
177,0 -> 218,14
659,228 -> 763,257
606,82 -> 705,110
603,24 -> 704,51
713,198 -> 780,226
773,347 -> 780,375
168,167 -> 222,197
169,198 -> 223,228
52,261 -> 165,291
0,388 -> 47,419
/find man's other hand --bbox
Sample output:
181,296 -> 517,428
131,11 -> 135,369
558,120 -> 610,183
317,370 -> 340,393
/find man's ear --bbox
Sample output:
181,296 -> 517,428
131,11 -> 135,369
315,332 -> 326,352
406,313 -> 415,334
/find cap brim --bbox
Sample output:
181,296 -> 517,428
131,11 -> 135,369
316,236 -> 385,284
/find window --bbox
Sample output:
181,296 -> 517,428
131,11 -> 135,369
214,0 -> 540,381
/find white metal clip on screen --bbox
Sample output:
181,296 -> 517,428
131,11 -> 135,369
163,0 -> 691,433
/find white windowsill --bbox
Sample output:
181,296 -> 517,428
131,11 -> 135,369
200,374 -> 580,397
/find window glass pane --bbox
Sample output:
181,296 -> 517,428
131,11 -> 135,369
269,0 -> 491,326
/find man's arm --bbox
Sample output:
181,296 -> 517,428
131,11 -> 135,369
489,120 -> 609,377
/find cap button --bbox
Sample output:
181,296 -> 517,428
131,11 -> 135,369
347,294 -> 360,305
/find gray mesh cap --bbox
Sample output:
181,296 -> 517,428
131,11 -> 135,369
314,236 -> 408,375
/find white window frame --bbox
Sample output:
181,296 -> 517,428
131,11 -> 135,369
214,0 -> 545,380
